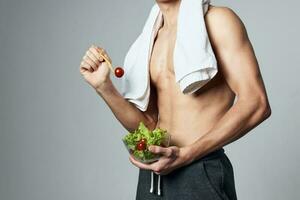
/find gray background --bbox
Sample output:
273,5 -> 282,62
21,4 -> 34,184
0,0 -> 299,199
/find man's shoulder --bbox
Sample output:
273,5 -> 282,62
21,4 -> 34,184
205,5 -> 248,49
205,5 -> 242,27
206,5 -> 237,18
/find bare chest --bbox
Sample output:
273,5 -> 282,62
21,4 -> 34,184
149,30 -> 177,88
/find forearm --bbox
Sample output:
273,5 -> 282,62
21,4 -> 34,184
184,97 -> 271,164
95,79 -> 156,132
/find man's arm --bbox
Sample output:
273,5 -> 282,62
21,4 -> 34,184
184,7 -> 271,164
95,79 -> 158,133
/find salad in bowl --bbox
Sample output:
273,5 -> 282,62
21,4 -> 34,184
122,121 -> 171,163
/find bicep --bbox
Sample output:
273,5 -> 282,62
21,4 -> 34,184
219,36 -> 265,98
208,7 -> 267,100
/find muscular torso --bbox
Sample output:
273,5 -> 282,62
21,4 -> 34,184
149,5 -> 235,147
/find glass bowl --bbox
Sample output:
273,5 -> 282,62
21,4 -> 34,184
122,132 -> 171,164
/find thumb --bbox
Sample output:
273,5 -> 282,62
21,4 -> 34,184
98,61 -> 111,73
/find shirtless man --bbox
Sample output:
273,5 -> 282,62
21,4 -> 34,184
79,0 -> 271,199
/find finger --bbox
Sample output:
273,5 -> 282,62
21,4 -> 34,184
79,66 -> 88,74
94,46 -> 112,64
89,48 -> 104,62
148,161 -> 165,174
86,50 -> 100,66
103,52 -> 112,64
98,52 -> 111,64
83,53 -> 97,66
129,155 -> 153,170
93,46 -> 105,57
80,60 -> 94,72
83,55 -> 97,71
93,45 -> 103,54
148,145 -> 173,157
80,60 -> 90,69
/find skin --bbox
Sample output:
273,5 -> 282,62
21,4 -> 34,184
79,0 -> 271,175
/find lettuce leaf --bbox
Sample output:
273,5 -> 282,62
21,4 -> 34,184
123,121 -> 168,162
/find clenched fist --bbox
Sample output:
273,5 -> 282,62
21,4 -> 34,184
79,45 -> 112,90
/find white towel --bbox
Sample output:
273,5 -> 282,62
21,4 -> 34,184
120,0 -> 218,111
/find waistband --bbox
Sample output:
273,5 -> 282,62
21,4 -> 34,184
194,147 -> 225,162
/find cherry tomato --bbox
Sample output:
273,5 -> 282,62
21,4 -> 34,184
114,67 -> 124,78
136,141 -> 146,151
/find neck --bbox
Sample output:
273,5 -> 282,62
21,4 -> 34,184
155,0 -> 181,30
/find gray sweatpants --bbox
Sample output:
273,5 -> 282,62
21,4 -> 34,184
135,148 -> 238,200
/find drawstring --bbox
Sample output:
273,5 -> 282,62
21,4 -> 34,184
150,171 -> 162,196
157,174 -> 161,195
150,171 -> 154,193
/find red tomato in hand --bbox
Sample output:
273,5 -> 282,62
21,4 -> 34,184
114,67 -> 124,78
136,140 -> 146,151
